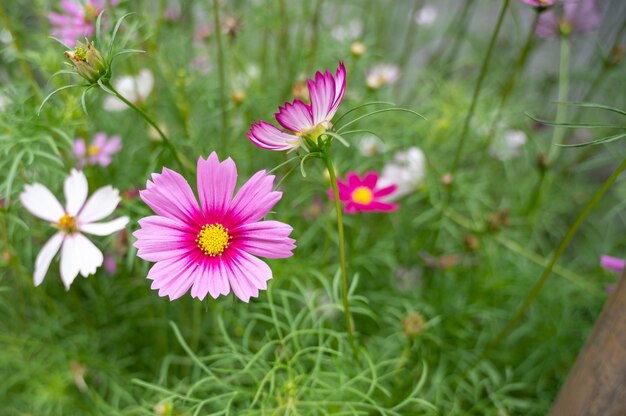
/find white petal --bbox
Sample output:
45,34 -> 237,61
20,183 -> 64,222
64,169 -> 88,216
136,69 -> 154,101
77,185 -> 121,223
60,234 -> 81,290
33,232 -> 64,286
79,217 -> 129,236
74,233 -> 103,277
103,95 -> 127,112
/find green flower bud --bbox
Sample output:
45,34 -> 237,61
65,40 -> 107,83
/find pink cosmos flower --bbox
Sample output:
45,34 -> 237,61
133,152 -> 296,302
328,171 -> 399,214
536,0 -> 601,39
73,132 -> 122,168
520,0 -> 557,7
600,255 -> 625,274
48,0 -> 120,47
20,169 -> 128,289
247,62 -> 346,151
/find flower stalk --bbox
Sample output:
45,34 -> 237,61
101,79 -> 191,175
323,153 -> 357,356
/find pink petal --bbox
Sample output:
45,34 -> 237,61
247,121 -> 300,151
133,216 -> 197,262
139,167 -> 203,227
226,170 -> 282,227
373,184 -> 398,198
362,171 -> 379,189
275,100 -> 314,132
600,255 -> 625,274
565,0 -> 601,33
231,220 -> 296,259
308,70 -> 336,126
223,249 -> 273,302
197,153 -> 237,222
150,252 -> 203,300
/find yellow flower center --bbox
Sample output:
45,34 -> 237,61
196,223 -> 231,256
58,213 -> 77,233
351,186 -> 373,205
300,122 -> 331,141
88,145 -> 100,156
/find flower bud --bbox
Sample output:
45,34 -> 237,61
65,40 -> 107,83
403,312 -> 426,339
350,41 -> 366,57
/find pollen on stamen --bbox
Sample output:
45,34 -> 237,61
196,223 -> 231,256
58,213 -> 77,233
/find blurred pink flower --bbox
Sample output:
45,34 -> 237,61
536,0 -> 601,38
103,252 -> 117,275
520,0 -> 557,7
133,152 -> 296,302
328,171 -> 398,214
247,62 -> 346,152
48,0 -> 120,46
74,132 -> 122,168
600,255 -> 624,274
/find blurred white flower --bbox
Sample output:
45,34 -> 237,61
366,64 -> 399,90
0,28 -> 12,44
103,69 -> 154,112
331,19 -> 363,42
414,5 -> 437,26
358,134 -> 386,156
489,129 -> 527,161
19,170 -> 128,289
378,147 -> 426,200
0,94 -> 10,111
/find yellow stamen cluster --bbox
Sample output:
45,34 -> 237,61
196,223 -> 231,256
88,145 -> 100,156
351,186 -> 374,205
58,213 -> 77,233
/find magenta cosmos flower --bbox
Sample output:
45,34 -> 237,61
520,0 -> 557,7
49,0 -> 120,46
536,0 -> 601,38
133,152 -> 296,302
74,132 -> 122,168
247,62 -> 346,151
600,255 -> 625,274
328,171 -> 399,214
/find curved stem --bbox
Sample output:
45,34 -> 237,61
548,35 -> 571,161
324,155 -> 357,356
483,157 -> 626,356
482,11 -> 540,154
450,0 -> 510,174
212,0 -> 228,147
102,80 -> 189,174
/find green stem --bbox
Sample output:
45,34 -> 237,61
212,0 -> 228,147
103,80 -> 189,174
482,11 -> 540,153
450,0 -> 510,174
0,3 -> 40,99
324,155 -> 357,356
483,157 -> 626,356
547,35 -> 571,162
525,35 -> 570,213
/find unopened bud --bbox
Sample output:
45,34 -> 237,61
350,41 -> 366,57
440,173 -> 453,186
463,234 -> 480,251
65,39 -> 107,83
403,312 -> 426,339
231,89 -> 246,105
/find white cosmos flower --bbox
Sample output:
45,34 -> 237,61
366,64 -> 400,90
378,147 -> 426,201
19,169 -> 129,289
103,69 -> 154,112
489,129 -> 527,161
414,5 -> 438,26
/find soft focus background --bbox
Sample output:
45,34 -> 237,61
1,0 -> 626,414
